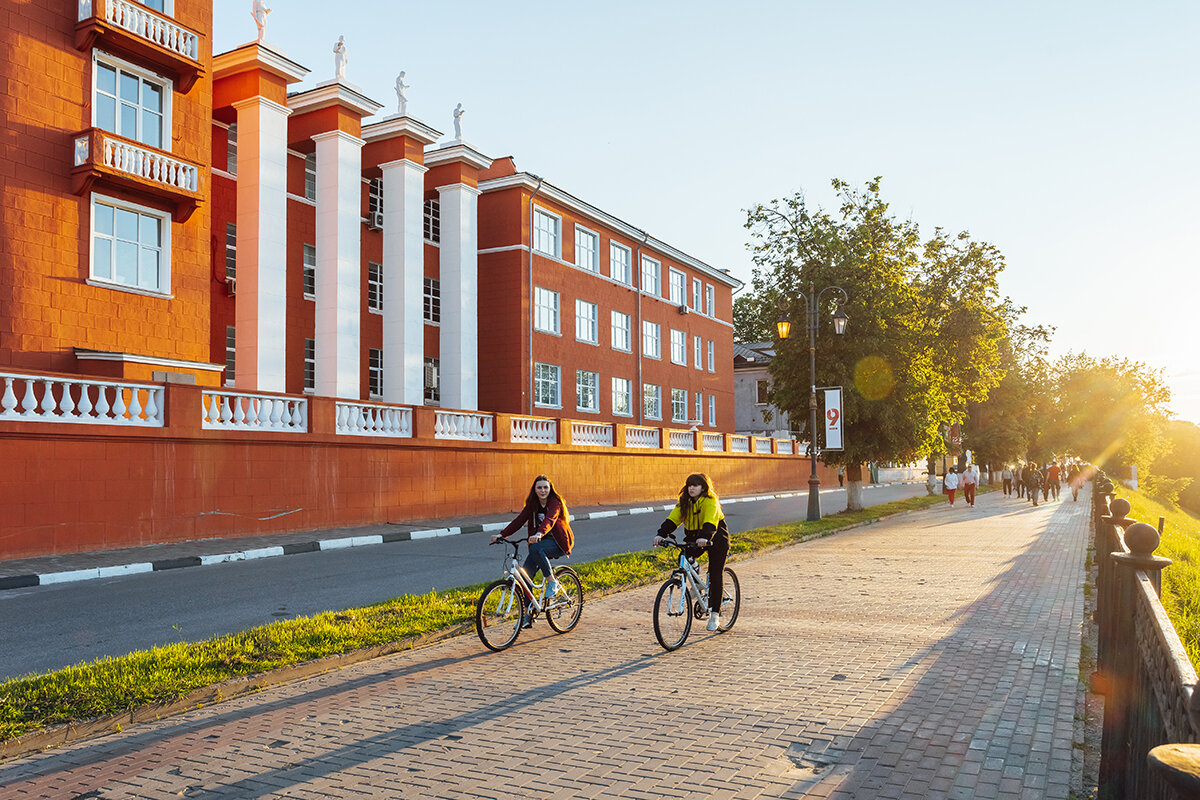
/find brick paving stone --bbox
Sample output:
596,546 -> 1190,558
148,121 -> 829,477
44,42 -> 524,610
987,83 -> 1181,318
0,489 -> 1093,799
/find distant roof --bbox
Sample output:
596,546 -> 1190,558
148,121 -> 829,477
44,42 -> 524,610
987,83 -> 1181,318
734,341 -> 776,365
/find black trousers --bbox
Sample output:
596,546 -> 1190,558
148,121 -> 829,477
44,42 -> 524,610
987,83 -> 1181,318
688,531 -> 730,613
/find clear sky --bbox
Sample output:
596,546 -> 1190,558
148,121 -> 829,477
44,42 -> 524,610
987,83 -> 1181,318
214,1 -> 1200,424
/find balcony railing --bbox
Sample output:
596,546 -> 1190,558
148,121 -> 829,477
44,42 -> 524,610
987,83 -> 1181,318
511,416 -> 557,444
76,0 -> 204,92
0,372 -> 162,427
626,426 -> 660,449
754,436 -> 773,454
571,422 -> 614,447
202,390 -> 307,432
702,432 -> 724,451
729,435 -> 751,453
776,438 -> 795,455
335,401 -> 412,438
72,128 -> 204,221
435,411 -> 493,441
668,430 -> 695,450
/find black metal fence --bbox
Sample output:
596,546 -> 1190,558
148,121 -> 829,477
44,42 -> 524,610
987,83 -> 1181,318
1092,472 -> 1200,799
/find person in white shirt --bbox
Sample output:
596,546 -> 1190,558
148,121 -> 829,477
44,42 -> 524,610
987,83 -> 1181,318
962,465 -> 979,506
1001,465 -> 1014,497
943,468 -> 960,506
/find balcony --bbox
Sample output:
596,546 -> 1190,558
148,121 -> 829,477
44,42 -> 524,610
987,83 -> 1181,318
76,0 -> 204,92
72,128 -> 204,221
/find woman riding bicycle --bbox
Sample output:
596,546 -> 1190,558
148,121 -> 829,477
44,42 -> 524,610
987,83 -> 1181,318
492,475 -> 574,600
653,472 -> 729,632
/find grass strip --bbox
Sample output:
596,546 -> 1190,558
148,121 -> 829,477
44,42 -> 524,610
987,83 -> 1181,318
0,491 -> 948,743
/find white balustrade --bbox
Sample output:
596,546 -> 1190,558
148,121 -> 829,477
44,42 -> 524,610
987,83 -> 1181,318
754,437 -> 773,454
434,410 -> 493,441
201,390 -> 307,432
668,430 -> 695,450
571,422 -> 614,447
511,416 -> 557,444
625,426 -> 659,449
730,435 -> 751,453
775,438 -> 795,455
335,401 -> 412,438
702,432 -> 724,452
92,0 -> 200,60
101,136 -> 198,193
0,372 -> 162,427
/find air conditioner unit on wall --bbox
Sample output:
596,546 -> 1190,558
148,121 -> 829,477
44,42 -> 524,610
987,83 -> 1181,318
366,212 -> 384,230
677,304 -> 689,315
226,277 -> 236,296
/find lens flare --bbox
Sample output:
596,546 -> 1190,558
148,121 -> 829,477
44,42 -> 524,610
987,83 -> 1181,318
855,356 -> 895,401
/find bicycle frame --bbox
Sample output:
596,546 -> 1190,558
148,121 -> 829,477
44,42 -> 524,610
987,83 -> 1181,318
669,547 -> 710,615
498,538 -> 550,613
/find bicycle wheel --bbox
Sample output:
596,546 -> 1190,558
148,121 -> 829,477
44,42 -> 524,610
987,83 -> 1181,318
475,579 -> 525,651
545,566 -> 584,633
653,575 -> 692,651
717,568 -> 740,632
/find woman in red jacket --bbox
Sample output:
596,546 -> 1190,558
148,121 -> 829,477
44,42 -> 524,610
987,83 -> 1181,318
492,475 -> 575,598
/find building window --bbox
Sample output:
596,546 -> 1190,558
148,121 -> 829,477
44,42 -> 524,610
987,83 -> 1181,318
302,243 -> 316,298
534,362 -> 561,408
304,153 -> 317,201
533,208 -> 560,257
225,325 -> 235,385
368,261 -> 383,312
368,177 -> 383,217
668,268 -> 686,306
91,195 -> 169,293
695,393 -> 703,424
424,198 -> 440,243
423,277 -> 440,323
612,377 -> 632,417
707,340 -> 715,372
672,389 -> 687,423
642,320 -> 660,359
94,54 -> 167,150
709,395 -> 716,427
424,357 -> 440,403
369,348 -> 383,398
611,310 -> 631,352
304,338 -> 315,391
641,256 -> 661,296
534,286 -> 560,334
670,329 -> 686,366
611,242 -> 632,285
576,370 -> 599,412
756,379 -> 769,405
226,123 -> 237,174
224,222 -> 236,280
694,336 -> 703,370
576,299 -> 598,344
643,383 -> 662,420
692,277 -> 702,310
575,226 -> 599,272
705,284 -> 714,317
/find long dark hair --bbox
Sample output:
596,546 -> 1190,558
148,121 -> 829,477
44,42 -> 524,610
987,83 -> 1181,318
525,475 -> 570,523
678,472 -> 717,518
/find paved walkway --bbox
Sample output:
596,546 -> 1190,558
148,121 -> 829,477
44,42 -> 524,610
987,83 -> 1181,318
0,489 -> 1093,799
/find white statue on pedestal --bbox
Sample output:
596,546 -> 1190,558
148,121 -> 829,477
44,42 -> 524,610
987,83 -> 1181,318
333,36 -> 348,81
453,103 -> 465,140
395,72 -> 410,116
251,0 -> 271,43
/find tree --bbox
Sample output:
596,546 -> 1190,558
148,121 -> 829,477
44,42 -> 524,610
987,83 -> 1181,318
745,178 -> 1014,510
1153,420 -> 1200,512
733,293 -> 774,343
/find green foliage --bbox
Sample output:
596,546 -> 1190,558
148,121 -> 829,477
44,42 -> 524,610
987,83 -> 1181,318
1153,420 -> 1200,514
733,293 -> 774,344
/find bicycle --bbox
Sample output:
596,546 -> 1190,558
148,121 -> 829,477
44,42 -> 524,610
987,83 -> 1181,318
474,536 -> 584,651
652,534 -> 741,651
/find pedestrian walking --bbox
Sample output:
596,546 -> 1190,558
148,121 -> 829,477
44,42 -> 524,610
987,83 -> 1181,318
837,466 -> 845,488
1047,462 -> 1062,501
1001,465 -> 1014,496
943,468 -> 960,506
1023,462 -> 1043,506
1067,462 -> 1083,502
961,464 -> 978,507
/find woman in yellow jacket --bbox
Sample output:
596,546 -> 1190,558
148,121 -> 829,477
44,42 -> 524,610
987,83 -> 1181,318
652,472 -> 730,631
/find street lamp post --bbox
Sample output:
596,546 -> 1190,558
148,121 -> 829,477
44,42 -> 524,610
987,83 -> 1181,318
776,283 -> 848,522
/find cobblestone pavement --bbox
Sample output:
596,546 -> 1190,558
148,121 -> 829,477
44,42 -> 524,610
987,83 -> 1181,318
0,489 -> 1091,799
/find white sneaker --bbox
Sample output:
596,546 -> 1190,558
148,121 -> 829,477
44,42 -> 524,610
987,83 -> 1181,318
545,579 -> 561,597
707,612 -> 720,631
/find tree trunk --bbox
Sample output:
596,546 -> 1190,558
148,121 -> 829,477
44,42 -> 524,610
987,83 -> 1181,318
846,463 -> 865,511
926,456 -> 939,496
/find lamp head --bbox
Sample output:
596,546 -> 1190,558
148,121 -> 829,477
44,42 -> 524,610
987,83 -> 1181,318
832,307 -> 849,335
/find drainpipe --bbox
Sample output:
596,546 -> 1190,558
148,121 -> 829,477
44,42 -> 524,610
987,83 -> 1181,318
526,175 -> 544,415
634,229 -> 649,425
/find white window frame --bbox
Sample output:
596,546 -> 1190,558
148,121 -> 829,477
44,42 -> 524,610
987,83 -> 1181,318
534,362 -> 562,408
423,277 -> 440,324
368,177 -> 383,217
304,153 -> 317,201
709,395 -> 716,427
612,377 -> 633,417
611,310 -> 631,352
668,268 -> 686,306
695,393 -> 703,424
705,283 -> 715,317
707,340 -> 715,373
369,347 -> 383,398
304,338 -> 316,393
671,388 -> 687,423
367,261 -> 383,313
642,320 -> 661,359
423,198 -> 440,243
575,225 -> 599,273
610,242 -> 632,285
424,357 -> 440,403
694,336 -> 703,370
534,286 -> 561,335
533,207 -> 561,258
89,193 -> 171,295
641,256 -> 661,296
92,51 -> 172,151
302,243 -> 316,299
643,383 -> 662,421
670,329 -> 687,366
576,369 -> 599,413
692,277 -> 702,310
226,123 -> 237,175
575,299 -> 598,344
224,222 -> 236,280
224,325 -> 235,386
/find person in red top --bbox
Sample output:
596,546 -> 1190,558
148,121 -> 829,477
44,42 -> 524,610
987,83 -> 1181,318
1047,462 -> 1062,501
492,475 -> 575,600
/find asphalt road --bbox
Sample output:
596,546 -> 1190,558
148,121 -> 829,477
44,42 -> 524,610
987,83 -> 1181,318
0,483 -> 928,680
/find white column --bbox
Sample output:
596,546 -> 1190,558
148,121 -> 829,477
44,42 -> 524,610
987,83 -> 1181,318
379,158 -> 427,404
437,183 -> 481,410
231,96 -> 291,392
313,130 -> 364,398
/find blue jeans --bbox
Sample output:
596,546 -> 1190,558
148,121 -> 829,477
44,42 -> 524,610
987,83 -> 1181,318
524,538 -> 564,583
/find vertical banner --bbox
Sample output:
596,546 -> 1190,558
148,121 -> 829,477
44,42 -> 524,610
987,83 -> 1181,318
823,387 -> 844,451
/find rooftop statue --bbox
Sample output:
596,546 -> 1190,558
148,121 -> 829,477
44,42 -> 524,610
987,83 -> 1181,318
334,35 -> 348,80
395,72 -> 409,115
251,0 -> 270,43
